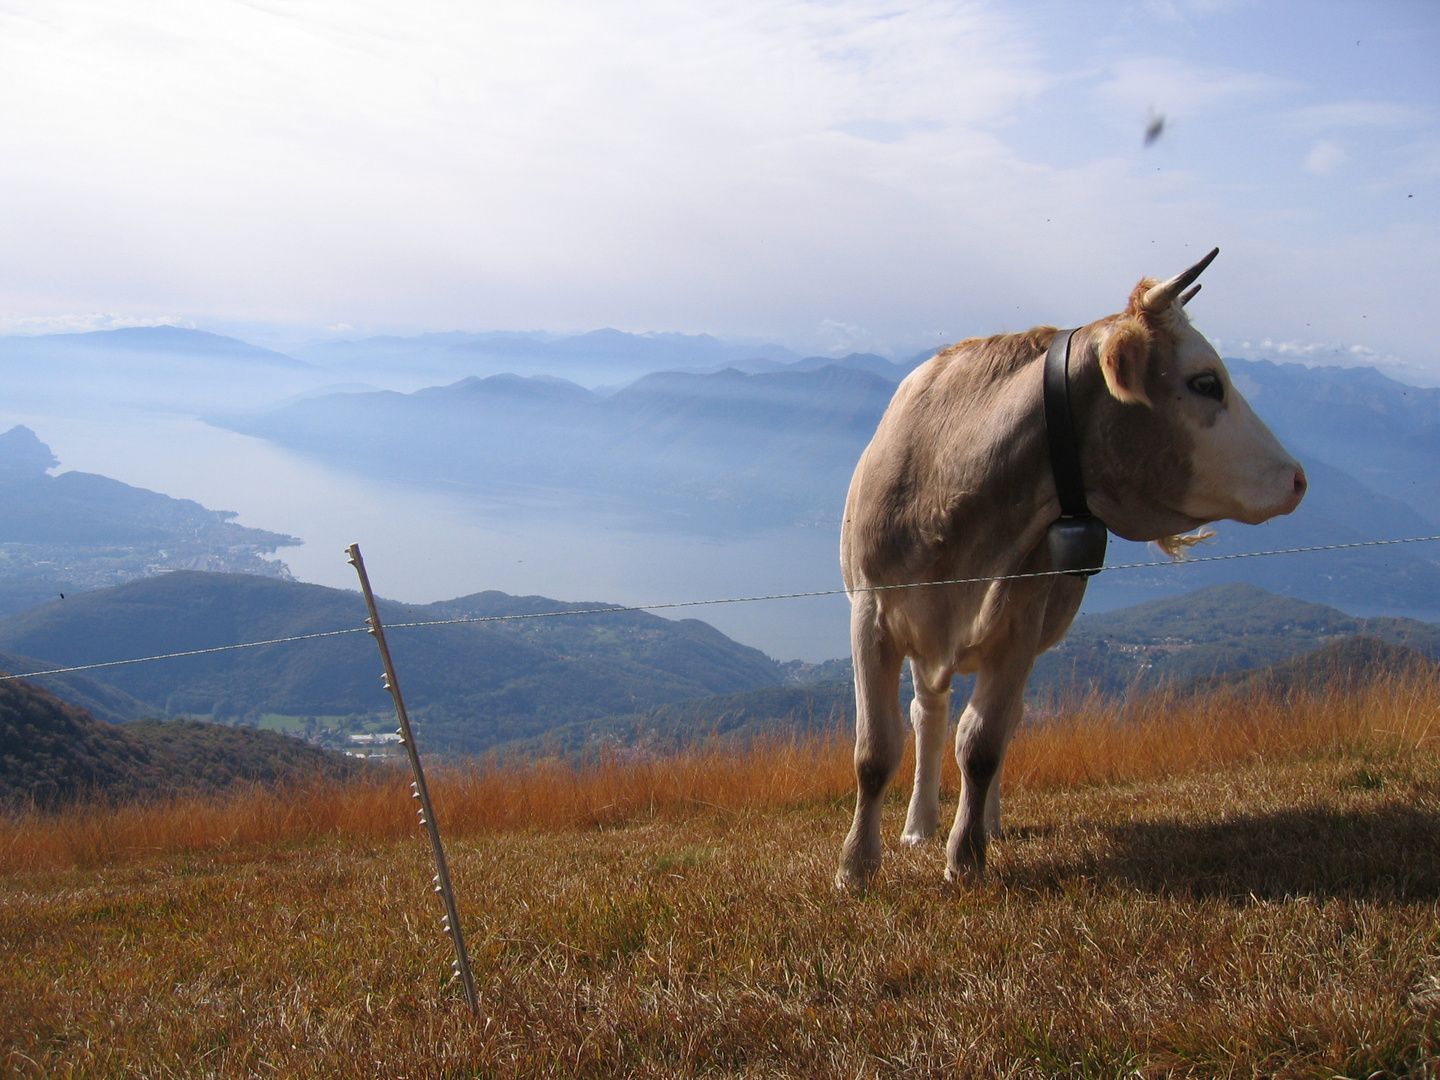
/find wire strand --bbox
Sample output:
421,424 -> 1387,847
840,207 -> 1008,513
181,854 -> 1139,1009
0,626 -> 371,682
4,532 -> 1439,684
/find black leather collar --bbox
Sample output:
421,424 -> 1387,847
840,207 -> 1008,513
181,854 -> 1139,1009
1043,329 -> 1088,517
1043,329 -> 1108,577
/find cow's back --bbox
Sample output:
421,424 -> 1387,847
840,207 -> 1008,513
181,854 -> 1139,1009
842,328 -> 1056,594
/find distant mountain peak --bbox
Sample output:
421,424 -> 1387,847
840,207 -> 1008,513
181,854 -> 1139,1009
0,426 -> 58,475
11,324 -> 315,368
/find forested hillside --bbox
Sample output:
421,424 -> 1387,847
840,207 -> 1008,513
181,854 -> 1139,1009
0,675 -> 362,807
1034,582 -> 1440,699
0,648 -> 152,724
7,576 -> 1440,760
0,572 -> 784,754
508,584 -> 1440,758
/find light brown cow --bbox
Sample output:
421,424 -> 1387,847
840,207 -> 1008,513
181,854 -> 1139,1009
836,251 -> 1306,889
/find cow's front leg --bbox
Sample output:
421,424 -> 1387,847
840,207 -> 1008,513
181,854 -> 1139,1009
946,655 -> 1029,883
836,592 -> 906,890
901,658 -> 952,844
984,768 -> 1005,839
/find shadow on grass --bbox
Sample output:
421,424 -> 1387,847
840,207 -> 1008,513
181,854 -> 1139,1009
1013,803 -> 1440,902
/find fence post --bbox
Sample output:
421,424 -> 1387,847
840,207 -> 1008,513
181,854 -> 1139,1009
346,543 -> 480,1015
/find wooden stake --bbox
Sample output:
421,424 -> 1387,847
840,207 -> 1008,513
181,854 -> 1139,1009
346,543 -> 479,1015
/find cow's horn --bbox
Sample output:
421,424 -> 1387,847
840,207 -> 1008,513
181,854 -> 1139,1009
1179,284 -> 1201,307
1143,247 -> 1219,311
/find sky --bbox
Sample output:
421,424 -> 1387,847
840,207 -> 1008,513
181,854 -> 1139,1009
0,0 -> 1436,373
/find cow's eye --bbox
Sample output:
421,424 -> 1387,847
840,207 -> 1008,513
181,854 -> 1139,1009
1188,372 -> 1224,402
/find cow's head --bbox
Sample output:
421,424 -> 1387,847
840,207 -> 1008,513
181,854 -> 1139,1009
1075,249 -> 1307,543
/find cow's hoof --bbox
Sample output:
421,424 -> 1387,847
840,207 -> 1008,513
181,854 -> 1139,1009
834,863 -> 876,892
944,862 -> 985,886
900,817 -> 939,845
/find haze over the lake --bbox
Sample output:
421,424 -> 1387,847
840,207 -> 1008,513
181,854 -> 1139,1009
0,1 -> 1435,660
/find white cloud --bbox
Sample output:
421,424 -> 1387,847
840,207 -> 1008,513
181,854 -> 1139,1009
1092,54 -> 1295,118
1140,0 -> 1253,24
1398,137 -> 1440,185
1213,335 -> 1440,387
1304,139 -> 1348,176
1283,100 -> 1429,133
814,318 -> 892,356
0,0 -> 1056,333
0,0 -> 1432,374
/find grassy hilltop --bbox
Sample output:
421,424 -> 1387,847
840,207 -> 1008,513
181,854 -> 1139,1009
4,670 -> 1440,1078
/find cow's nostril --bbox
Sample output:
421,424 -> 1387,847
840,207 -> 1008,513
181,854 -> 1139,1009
1293,469 -> 1307,499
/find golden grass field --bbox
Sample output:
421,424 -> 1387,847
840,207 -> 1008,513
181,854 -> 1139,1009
4,675 -> 1440,1078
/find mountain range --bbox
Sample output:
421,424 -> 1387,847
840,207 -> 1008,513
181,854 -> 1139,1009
212,364 -> 898,530
207,352 -> 1440,612
284,327 -> 934,387
6,320 -> 1440,641
0,325 -> 322,413
0,325 -> 310,367
289,327 -> 805,385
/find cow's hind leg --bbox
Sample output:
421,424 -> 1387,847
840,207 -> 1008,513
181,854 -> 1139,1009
837,592 -> 906,890
901,658 -> 951,845
945,655 -> 1029,883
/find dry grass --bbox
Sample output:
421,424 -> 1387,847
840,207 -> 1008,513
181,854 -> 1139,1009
4,673 -> 1440,1077
1009,673 -> 1439,793
5,671 -> 1434,876
0,734 -> 860,875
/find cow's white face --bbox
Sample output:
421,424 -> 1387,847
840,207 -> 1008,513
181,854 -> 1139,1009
1161,321 -> 1306,525
1084,306 -> 1306,542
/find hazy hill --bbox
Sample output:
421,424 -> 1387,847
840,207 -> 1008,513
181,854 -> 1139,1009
0,675 -> 361,807
0,571 -> 784,754
681,349 -> 935,382
0,326 -> 323,412
289,327 -> 804,386
213,363 -> 896,529
0,425 -> 299,597
3,325 -> 312,367
210,354 -> 1440,610
290,327 -> 944,388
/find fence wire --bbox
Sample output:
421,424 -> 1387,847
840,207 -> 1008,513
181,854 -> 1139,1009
4,531 -> 1440,684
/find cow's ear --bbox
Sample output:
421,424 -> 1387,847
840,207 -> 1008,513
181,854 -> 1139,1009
1099,317 -> 1153,407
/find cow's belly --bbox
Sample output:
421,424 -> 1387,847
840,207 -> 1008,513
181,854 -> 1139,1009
884,572 -> 1087,679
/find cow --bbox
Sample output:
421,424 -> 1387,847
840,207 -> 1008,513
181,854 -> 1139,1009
835,250 -> 1306,889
